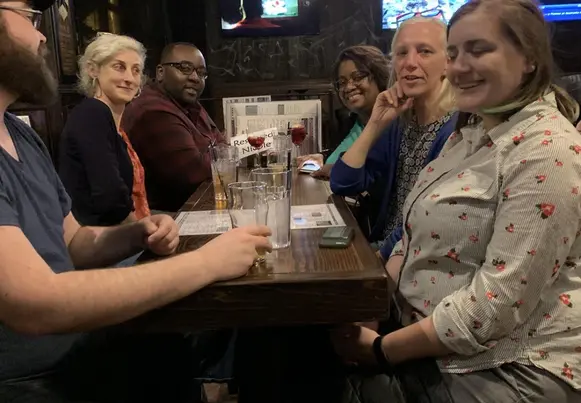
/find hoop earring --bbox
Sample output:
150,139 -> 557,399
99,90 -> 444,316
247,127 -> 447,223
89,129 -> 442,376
134,87 -> 142,98
92,77 -> 102,98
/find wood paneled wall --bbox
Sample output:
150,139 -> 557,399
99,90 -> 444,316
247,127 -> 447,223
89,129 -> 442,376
10,0 -> 581,164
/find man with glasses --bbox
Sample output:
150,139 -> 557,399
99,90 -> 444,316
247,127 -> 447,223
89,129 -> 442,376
0,1 -> 42,28
0,2 -> 271,401
123,43 -> 226,212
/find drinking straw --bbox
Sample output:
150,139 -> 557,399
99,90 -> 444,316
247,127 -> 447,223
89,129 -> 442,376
287,149 -> 291,171
286,122 -> 292,171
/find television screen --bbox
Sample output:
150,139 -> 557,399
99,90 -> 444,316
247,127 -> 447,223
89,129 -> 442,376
540,1 -> 581,22
220,0 -> 320,37
382,0 -> 469,30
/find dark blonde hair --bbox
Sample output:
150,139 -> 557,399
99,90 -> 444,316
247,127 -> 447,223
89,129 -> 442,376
389,16 -> 456,120
332,45 -> 390,93
448,0 -> 579,129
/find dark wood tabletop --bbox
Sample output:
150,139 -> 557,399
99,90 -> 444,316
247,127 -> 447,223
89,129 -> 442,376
126,172 -> 391,332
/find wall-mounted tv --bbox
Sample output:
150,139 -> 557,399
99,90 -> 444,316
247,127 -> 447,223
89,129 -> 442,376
220,0 -> 320,37
382,0 -> 469,30
540,1 -> 581,22
382,1 -> 581,31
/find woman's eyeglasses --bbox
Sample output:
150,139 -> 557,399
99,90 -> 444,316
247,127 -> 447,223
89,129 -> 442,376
0,6 -> 43,29
161,61 -> 208,80
334,71 -> 371,91
396,8 -> 446,27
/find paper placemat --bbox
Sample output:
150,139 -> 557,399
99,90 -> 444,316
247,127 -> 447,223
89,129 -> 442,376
176,204 -> 346,236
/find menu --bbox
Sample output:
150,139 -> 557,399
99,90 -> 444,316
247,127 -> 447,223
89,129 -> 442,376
175,204 -> 346,236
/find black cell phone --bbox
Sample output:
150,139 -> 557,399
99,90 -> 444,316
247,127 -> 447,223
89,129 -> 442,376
318,226 -> 355,249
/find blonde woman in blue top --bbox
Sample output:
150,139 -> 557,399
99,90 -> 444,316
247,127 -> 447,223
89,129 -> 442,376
331,16 -> 457,256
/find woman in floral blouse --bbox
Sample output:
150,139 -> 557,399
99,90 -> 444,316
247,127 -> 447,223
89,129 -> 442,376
325,0 -> 581,402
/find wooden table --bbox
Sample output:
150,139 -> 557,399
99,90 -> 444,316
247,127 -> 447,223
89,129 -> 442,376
126,173 -> 391,332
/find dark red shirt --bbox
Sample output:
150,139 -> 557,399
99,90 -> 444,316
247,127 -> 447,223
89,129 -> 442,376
122,83 -> 225,211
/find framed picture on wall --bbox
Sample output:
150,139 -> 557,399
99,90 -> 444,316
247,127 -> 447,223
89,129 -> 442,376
48,0 -> 80,84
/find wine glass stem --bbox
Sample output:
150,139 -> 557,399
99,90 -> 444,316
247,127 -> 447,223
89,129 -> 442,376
292,144 -> 300,167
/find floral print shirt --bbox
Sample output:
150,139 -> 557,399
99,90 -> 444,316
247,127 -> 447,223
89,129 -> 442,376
391,93 -> 581,389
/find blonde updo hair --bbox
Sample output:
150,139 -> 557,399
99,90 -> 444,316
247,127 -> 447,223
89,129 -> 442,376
77,33 -> 147,97
388,16 -> 456,120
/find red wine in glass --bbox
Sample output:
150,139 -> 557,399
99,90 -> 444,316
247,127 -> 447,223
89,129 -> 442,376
247,135 -> 265,148
290,124 -> 307,146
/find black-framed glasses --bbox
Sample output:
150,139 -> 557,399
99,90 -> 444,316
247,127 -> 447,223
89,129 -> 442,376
161,62 -> 208,79
334,71 -> 371,91
0,6 -> 43,29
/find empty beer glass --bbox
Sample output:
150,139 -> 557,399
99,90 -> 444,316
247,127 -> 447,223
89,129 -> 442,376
267,135 -> 292,172
227,181 -> 269,262
250,168 -> 292,249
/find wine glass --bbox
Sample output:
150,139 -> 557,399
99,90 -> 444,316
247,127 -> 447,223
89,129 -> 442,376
289,123 -> 307,165
247,132 -> 266,149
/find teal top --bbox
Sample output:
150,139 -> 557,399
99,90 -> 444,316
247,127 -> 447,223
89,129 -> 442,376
325,120 -> 364,164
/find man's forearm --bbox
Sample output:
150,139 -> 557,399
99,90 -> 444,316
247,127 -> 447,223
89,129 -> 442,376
69,222 -> 145,269
10,251 -> 214,335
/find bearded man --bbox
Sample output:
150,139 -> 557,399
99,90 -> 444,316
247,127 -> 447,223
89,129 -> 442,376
0,1 -> 270,402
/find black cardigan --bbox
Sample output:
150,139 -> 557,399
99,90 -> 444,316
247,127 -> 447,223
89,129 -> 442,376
59,98 -> 134,226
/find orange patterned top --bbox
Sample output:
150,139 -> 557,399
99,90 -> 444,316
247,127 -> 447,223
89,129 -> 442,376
120,129 -> 150,219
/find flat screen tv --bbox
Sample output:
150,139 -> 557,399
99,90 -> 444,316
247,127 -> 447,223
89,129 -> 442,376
540,1 -> 581,22
220,0 -> 320,37
382,0 -> 469,30
382,1 -> 581,31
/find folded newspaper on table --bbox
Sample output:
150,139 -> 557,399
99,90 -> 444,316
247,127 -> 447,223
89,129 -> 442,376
225,100 -> 322,154
222,95 -> 271,138
229,127 -> 277,159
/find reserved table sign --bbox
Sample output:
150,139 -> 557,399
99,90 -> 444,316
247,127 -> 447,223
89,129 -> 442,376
230,127 -> 277,159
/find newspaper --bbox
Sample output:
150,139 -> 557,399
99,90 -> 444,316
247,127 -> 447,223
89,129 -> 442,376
290,204 -> 345,229
176,204 -> 345,236
175,210 -> 231,236
226,100 -> 322,154
222,95 -> 271,136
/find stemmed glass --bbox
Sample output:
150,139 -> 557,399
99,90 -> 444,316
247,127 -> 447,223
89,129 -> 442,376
247,131 -> 267,167
289,122 -> 307,164
247,132 -> 266,149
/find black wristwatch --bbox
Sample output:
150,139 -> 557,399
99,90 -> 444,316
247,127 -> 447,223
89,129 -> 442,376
372,335 -> 394,374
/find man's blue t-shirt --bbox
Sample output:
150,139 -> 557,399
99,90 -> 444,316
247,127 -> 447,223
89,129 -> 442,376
0,113 -> 80,381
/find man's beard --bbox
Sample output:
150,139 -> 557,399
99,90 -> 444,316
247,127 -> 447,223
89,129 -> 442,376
0,24 -> 58,105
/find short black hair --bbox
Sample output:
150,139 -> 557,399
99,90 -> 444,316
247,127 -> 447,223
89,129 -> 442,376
159,42 -> 198,64
332,45 -> 390,92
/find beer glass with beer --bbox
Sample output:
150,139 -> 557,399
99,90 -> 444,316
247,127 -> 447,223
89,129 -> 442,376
211,145 -> 239,201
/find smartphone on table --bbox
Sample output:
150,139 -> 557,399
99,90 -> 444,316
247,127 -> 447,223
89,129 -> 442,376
299,160 -> 321,174
318,226 -> 355,249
